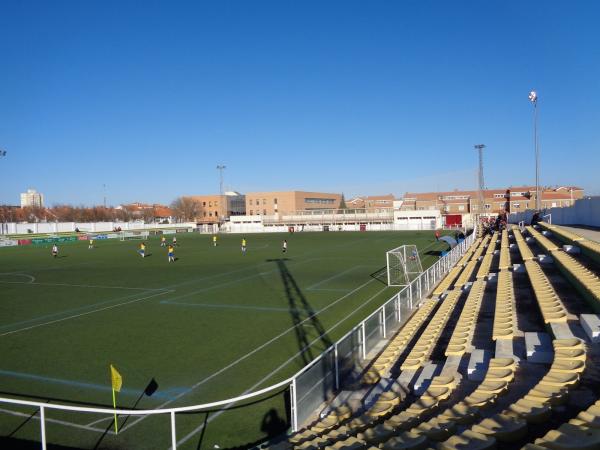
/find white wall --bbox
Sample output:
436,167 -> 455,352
509,197 -> 600,227
2,221 -> 197,235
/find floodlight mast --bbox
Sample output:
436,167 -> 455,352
529,90 -> 541,211
216,164 -> 226,196
474,144 -> 486,217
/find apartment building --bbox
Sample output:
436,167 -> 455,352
189,191 -> 246,223
402,186 -> 584,217
20,189 -> 44,208
346,194 -> 395,211
245,191 -> 342,216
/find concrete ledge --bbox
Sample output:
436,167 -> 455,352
512,263 -> 526,273
537,254 -> 554,265
495,338 -> 517,360
563,244 -> 581,254
486,272 -> 498,283
413,363 -> 440,395
467,349 -> 490,381
525,332 -> 554,364
580,314 -> 600,344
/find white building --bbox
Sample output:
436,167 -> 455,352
20,189 -> 44,208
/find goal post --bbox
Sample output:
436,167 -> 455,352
120,230 -> 150,241
386,244 -> 423,287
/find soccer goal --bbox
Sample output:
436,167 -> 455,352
386,244 -> 423,287
120,230 -> 150,241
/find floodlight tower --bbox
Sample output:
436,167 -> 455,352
529,90 -> 541,211
475,144 -> 486,216
103,184 -> 107,208
216,165 -> 226,196
216,165 -> 226,224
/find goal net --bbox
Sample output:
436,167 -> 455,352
120,231 -> 150,241
386,244 -> 423,287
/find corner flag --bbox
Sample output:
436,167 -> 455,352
109,364 -> 123,433
110,365 -> 122,392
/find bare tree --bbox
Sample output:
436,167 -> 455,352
170,197 -> 200,222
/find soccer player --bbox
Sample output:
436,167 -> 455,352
88,239 -> 94,249
282,239 -> 288,253
51,244 -> 58,258
161,235 -> 166,247
410,248 -> 418,261
172,236 -> 178,247
213,235 -> 218,247
241,237 -> 247,255
167,244 -> 175,263
139,242 -> 146,258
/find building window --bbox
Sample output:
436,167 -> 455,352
249,200 -> 253,206
215,211 -> 218,217
513,203 -> 520,209
203,212 -> 207,217
304,198 -> 336,204
215,201 -> 218,207
209,212 -> 212,217
484,204 -> 491,210
274,198 -> 278,204
209,201 -> 212,207
203,202 -> 206,207
458,205 -> 465,211
250,210 -> 253,215
263,209 -> 267,215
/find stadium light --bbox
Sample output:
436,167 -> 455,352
529,90 -> 541,211
216,164 -> 226,196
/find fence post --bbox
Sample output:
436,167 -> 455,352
334,344 -> 339,390
381,306 -> 387,339
40,406 -> 47,450
396,292 -> 401,322
291,378 -> 298,431
361,323 -> 367,359
171,411 -> 177,450
408,283 -> 413,310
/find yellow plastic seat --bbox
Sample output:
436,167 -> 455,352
471,413 -> 528,442
438,430 -> 496,450
440,404 -> 480,425
539,372 -> 579,388
507,399 -> 551,423
413,417 -> 457,441
380,432 -> 428,450
535,423 -> 600,450
550,360 -> 586,374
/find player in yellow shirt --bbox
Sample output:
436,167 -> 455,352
88,239 -> 94,249
213,235 -> 218,247
241,238 -> 247,255
167,245 -> 175,263
161,235 -> 166,247
139,242 -> 146,258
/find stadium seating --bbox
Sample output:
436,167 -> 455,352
493,270 -> 516,340
524,260 -> 569,324
263,223 -> 600,450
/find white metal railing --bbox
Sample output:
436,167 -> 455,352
0,229 -> 477,448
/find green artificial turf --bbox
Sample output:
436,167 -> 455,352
0,230 -> 451,449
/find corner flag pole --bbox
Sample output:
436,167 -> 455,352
112,387 -> 119,433
109,364 -> 123,434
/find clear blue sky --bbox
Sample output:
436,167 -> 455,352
1,1 -> 599,206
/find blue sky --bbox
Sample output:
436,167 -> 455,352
1,1 -> 599,206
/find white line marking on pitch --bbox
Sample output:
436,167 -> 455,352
0,280 -> 163,291
160,301 -> 298,313
0,407 -> 106,433
173,284 -> 390,448
120,276 -> 380,432
0,273 -> 35,283
306,266 -> 362,291
0,290 -> 174,338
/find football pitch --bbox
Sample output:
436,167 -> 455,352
0,231 -> 450,449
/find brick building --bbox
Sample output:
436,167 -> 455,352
245,191 -> 342,216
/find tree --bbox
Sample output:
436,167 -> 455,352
170,197 -> 200,222
339,193 -> 347,210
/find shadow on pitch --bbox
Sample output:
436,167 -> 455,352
369,265 -> 388,285
92,378 -> 159,449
